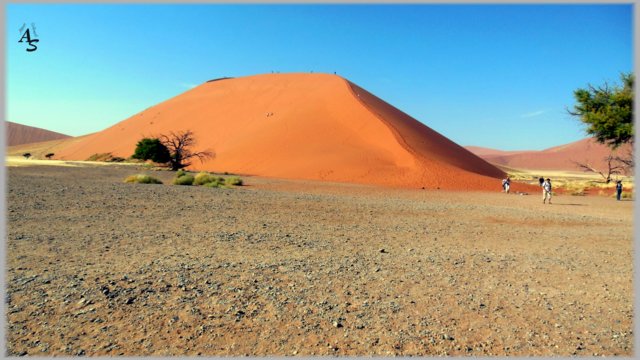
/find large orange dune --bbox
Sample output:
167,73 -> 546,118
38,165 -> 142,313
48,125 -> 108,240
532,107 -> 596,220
466,138 -> 633,173
6,121 -> 71,146
56,73 -> 515,190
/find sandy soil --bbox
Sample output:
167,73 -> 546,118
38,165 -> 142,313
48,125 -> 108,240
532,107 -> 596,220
5,163 -> 633,356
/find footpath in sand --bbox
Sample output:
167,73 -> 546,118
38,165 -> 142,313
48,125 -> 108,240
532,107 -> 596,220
6,164 -> 633,356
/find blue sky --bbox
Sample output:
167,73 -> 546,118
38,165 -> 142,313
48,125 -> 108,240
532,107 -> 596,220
6,4 -> 633,151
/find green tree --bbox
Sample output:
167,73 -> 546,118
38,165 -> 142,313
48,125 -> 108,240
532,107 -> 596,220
569,72 -> 634,149
132,138 -> 171,163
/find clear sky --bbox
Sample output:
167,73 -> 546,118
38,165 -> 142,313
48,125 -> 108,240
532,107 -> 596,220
6,4 -> 633,151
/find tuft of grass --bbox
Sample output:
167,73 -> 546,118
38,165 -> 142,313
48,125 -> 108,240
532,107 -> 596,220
171,170 -> 243,188
204,181 -> 224,188
612,191 -> 633,199
563,182 -> 586,196
225,176 -> 243,186
124,174 -> 163,184
173,174 -> 194,185
87,153 -> 113,162
194,172 -> 218,186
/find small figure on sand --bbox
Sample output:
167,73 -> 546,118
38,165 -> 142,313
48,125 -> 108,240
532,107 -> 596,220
616,180 -> 623,201
542,178 -> 552,204
501,177 -> 511,193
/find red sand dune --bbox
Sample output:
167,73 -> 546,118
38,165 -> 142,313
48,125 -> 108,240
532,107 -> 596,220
463,146 -> 529,157
466,138 -> 633,172
6,121 -> 71,147
56,73 -> 531,191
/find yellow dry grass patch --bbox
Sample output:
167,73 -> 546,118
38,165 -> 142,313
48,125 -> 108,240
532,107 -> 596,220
5,156 -> 140,168
498,165 -> 634,196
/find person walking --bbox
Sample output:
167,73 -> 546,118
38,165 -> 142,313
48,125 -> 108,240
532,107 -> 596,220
616,180 -> 623,201
501,178 -> 507,192
504,176 -> 511,194
539,177 -> 544,187
542,178 -> 552,204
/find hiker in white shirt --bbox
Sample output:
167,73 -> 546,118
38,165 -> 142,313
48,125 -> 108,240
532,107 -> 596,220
542,178 -> 552,204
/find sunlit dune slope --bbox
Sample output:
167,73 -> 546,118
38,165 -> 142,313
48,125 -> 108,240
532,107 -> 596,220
56,73 -> 511,190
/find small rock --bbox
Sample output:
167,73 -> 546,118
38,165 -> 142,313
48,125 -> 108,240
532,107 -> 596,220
332,321 -> 343,328
379,249 -> 387,253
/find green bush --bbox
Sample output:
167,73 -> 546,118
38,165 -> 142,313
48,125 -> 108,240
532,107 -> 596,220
124,174 -> 163,184
173,174 -> 194,186
132,138 -> 171,164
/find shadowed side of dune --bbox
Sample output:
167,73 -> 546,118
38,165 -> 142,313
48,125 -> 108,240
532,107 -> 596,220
346,81 -> 505,179
7,121 -> 71,147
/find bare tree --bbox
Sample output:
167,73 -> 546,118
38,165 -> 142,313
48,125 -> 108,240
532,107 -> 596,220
572,154 -> 626,184
612,146 -> 634,173
158,130 -> 214,171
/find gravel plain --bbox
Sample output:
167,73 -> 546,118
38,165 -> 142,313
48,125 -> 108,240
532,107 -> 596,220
5,163 -> 634,356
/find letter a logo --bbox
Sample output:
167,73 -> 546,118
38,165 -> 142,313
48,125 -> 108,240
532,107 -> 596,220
18,28 -> 39,52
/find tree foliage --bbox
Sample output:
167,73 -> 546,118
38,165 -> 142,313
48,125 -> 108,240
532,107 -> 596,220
158,130 -> 214,171
568,72 -> 634,149
132,138 -> 171,164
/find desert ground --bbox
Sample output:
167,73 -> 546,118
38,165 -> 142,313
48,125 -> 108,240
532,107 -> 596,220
5,161 -> 633,356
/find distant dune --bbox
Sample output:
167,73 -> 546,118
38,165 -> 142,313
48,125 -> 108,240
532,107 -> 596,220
465,138 -> 633,172
55,73 -> 513,190
6,121 -> 71,146
463,146 -> 529,157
